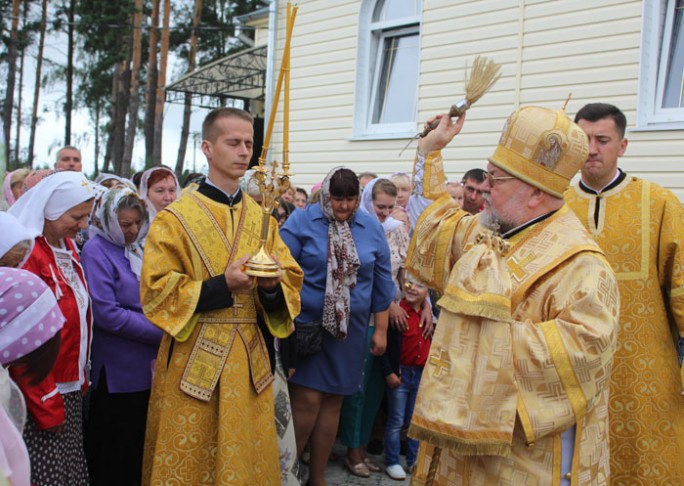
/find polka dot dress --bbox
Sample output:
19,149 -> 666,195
22,391 -> 89,485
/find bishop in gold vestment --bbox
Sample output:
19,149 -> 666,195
407,106 -> 619,486
140,182 -> 302,485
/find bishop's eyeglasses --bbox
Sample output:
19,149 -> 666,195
485,172 -> 516,187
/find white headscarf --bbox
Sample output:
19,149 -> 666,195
359,178 -> 404,233
89,187 -> 149,279
0,212 -> 33,267
139,167 -> 180,221
8,171 -> 103,237
94,172 -> 135,190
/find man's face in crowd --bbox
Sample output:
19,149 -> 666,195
578,117 -> 627,188
462,177 -> 485,214
202,116 -> 254,182
359,175 -> 374,191
55,148 -> 82,172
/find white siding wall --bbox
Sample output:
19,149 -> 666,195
267,0 -> 684,199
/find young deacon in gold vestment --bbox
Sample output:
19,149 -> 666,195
565,103 -> 684,486
405,106 -> 619,485
140,108 -> 303,485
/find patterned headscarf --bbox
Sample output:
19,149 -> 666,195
0,268 -> 65,365
89,187 -> 149,279
22,169 -> 58,192
359,178 -> 404,234
94,172 -> 135,190
139,167 -> 180,221
319,167 -> 361,339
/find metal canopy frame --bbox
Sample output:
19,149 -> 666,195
165,44 -> 268,105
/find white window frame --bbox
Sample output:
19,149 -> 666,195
352,0 -> 421,140
636,0 -> 684,130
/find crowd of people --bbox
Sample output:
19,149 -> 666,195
0,102 -> 683,486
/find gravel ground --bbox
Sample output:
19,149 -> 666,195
298,439 -> 412,486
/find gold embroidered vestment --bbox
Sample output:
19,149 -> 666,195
566,177 -> 684,485
140,191 -> 302,486
406,151 -> 619,486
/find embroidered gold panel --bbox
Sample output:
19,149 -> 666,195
566,178 -> 684,485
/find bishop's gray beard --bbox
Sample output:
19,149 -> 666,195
478,193 -> 501,232
478,193 -> 514,234
478,209 -> 500,233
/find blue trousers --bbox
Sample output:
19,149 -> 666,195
384,365 -> 423,467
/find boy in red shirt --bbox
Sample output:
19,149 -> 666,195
380,274 -> 432,480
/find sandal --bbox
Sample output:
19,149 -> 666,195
345,457 -> 371,478
364,457 -> 382,473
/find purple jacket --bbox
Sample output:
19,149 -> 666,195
81,235 -> 162,393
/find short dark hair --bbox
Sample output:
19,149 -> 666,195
329,168 -> 359,199
55,145 -> 81,163
295,187 -> 308,199
202,108 -> 253,142
131,171 -> 143,190
574,103 -> 627,138
273,200 -> 295,223
183,172 -> 205,187
462,168 -> 486,184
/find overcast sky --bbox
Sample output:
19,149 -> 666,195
12,18 -> 211,178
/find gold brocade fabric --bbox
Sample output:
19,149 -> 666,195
409,234 -> 517,457
566,177 -> 684,485
140,192 -> 303,485
407,151 -> 619,485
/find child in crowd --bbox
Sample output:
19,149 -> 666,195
390,173 -> 411,209
380,273 -> 432,480
446,181 -> 465,207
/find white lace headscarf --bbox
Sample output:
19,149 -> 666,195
89,187 -> 149,279
319,167 -> 361,339
139,167 -> 180,220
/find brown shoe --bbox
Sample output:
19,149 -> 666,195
364,457 -> 382,473
345,457 -> 371,478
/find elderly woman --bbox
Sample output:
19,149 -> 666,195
81,187 -> 162,485
9,170 -> 99,485
280,167 -> 395,486
1,268 -> 66,486
139,166 -> 180,220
